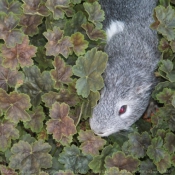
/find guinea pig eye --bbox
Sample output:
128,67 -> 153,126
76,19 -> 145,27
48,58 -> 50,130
119,105 -> 127,115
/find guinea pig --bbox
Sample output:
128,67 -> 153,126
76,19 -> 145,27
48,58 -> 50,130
90,0 -> 160,137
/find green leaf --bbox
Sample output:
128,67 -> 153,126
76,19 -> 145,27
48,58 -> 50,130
0,165 -> 17,175
139,159 -> 157,175
53,170 -> 74,175
153,5 -> 175,41
33,47 -> 53,72
159,60 -> 173,74
88,91 -> 100,108
64,11 -> 87,36
22,0 -> 49,16
37,129 -> 48,141
46,102 -> 76,142
172,154 -> 175,167
58,145 -> 92,174
158,38 -> 171,52
156,88 -> 175,104
83,1 -> 104,28
71,0 -> 81,4
127,132 -> 151,158
155,155 -> 171,174
0,0 -> 22,14
9,140 -> 52,174
20,133 -> 36,144
89,145 -> 115,173
18,65 -> 53,106
0,13 -> 24,47
105,151 -> 140,173
71,32 -> 88,56
44,26 -> 73,58
147,136 -> 166,163
39,172 -> 49,175
51,56 -> 72,89
2,36 -> 37,69
20,14 -> 43,36
42,89 -> 79,107
0,89 -> 31,123
164,132 -> 175,153
73,48 -> 108,97
45,0 -> 70,19
78,130 -> 106,155
24,106 -> 45,133
104,167 -> 132,175
0,57 -> 24,91
82,22 -> 106,41
0,120 -> 19,152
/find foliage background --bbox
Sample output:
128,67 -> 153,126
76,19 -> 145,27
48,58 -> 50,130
0,0 -> 175,174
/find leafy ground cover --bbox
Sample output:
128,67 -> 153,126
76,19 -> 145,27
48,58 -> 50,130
0,0 -> 175,174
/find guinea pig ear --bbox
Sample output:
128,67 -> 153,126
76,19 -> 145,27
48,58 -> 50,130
136,83 -> 153,94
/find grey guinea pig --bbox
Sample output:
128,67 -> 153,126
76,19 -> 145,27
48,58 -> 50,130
90,0 -> 160,137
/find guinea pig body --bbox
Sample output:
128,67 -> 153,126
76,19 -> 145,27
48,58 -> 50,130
90,0 -> 160,137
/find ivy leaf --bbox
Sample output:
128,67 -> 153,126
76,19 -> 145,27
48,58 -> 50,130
45,0 -> 70,19
0,120 -> 19,152
155,155 -> 171,174
152,5 -> 175,41
78,130 -> 106,155
46,102 -> 76,142
0,0 -> 22,14
42,89 -> 79,107
104,167 -> 132,175
51,56 -> 72,89
2,36 -> 37,69
22,0 -> 49,16
58,144 -> 92,174
9,140 -> 52,174
147,136 -> 166,163
156,88 -> 175,104
44,26 -> 73,58
20,14 -> 43,36
105,151 -> 140,173
18,65 -> 53,106
0,57 -> 24,91
71,32 -> 88,56
71,0 -> 81,4
0,165 -> 17,175
164,132 -> 175,153
24,106 -> 45,133
0,89 -> 31,123
82,23 -> 106,41
89,145 -> 115,173
127,132 -> 151,158
83,2 -> 104,28
0,13 -> 24,47
73,48 -> 108,97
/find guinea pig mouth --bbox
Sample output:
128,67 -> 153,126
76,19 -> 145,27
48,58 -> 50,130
93,130 -> 116,137
89,118 -> 115,137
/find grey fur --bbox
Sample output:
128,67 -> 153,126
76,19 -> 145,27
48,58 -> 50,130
90,0 -> 160,137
